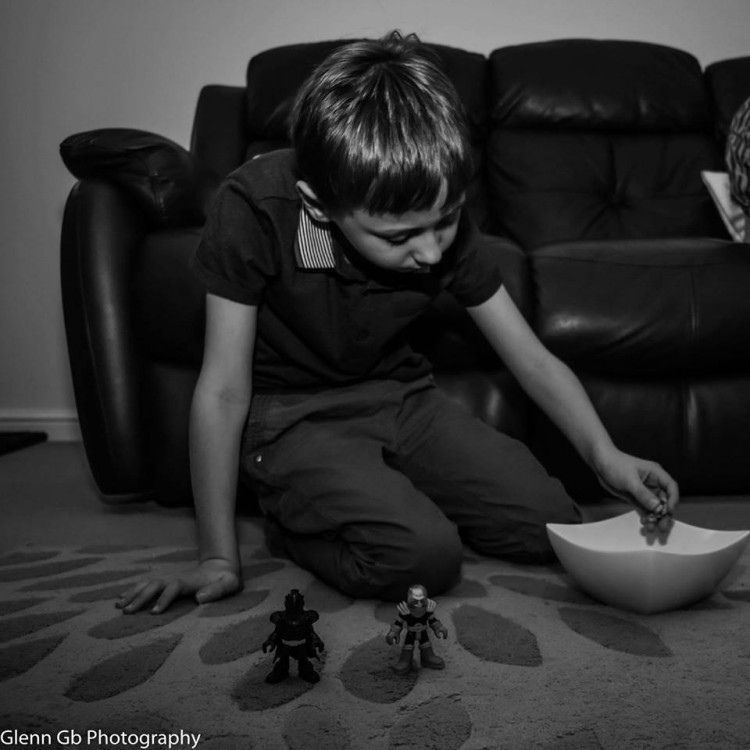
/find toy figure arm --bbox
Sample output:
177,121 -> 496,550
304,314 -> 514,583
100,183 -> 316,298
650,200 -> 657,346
429,616 -> 448,639
386,620 -> 404,645
262,629 -> 279,653
310,627 -> 325,654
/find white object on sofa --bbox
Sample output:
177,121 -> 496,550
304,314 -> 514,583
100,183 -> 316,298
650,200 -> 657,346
701,170 -> 747,241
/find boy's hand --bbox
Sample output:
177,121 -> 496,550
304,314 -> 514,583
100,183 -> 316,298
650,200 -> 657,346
594,449 -> 679,534
116,558 -> 242,614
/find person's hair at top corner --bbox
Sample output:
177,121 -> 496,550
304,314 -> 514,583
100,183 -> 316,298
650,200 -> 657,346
290,30 -> 474,216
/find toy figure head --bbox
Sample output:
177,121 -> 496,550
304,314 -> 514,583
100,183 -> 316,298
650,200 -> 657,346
406,584 -> 428,613
284,589 -> 305,614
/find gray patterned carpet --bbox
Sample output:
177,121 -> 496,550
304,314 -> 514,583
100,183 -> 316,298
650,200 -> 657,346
1,541 -> 749,750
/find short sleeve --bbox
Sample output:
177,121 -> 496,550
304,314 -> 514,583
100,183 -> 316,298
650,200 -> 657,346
191,178 -> 279,305
445,214 -> 504,306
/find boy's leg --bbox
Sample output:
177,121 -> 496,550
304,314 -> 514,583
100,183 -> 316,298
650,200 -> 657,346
242,382 -> 463,601
392,386 -> 581,564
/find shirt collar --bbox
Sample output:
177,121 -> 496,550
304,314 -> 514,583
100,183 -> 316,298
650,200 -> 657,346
293,206 -> 403,289
294,208 -> 337,270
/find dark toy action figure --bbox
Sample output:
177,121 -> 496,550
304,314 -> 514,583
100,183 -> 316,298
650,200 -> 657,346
262,589 -> 324,684
385,584 -> 448,675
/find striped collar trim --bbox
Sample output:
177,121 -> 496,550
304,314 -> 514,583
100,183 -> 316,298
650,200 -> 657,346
295,208 -> 337,269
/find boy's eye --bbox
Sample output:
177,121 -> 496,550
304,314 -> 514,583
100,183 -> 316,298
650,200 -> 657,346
386,235 -> 410,246
437,209 -> 461,229
378,208 -> 462,246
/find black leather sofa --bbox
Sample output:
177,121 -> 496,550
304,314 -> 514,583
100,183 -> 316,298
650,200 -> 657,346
59,38 -> 750,508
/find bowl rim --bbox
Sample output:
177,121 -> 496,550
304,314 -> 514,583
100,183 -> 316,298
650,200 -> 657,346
547,510 -> 750,557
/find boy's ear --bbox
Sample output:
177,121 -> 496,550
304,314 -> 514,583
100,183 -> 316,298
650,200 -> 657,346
295,181 -> 333,222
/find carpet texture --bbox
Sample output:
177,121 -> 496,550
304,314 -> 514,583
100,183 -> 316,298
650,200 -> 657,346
1,541 -> 749,750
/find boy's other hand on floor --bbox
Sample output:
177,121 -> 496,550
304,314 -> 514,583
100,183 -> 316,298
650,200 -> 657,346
116,558 -> 243,614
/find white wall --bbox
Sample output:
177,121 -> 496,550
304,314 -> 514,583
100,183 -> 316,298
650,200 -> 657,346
1,0 -> 748,440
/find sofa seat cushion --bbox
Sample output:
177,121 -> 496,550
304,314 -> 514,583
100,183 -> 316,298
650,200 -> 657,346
530,368 -> 750,499
527,236 -> 750,498
530,238 -> 750,375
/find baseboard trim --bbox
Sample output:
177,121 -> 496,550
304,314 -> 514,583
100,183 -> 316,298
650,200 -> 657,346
0,410 -> 81,442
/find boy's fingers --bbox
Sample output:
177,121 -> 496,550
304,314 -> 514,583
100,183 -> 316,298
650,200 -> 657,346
632,484 -> 665,516
116,581 -> 148,609
151,581 -> 182,614
644,469 -> 679,511
122,581 -> 164,614
662,477 -> 680,512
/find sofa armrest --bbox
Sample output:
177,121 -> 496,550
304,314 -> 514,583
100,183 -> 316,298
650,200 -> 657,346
60,128 -> 210,228
60,179 -> 153,503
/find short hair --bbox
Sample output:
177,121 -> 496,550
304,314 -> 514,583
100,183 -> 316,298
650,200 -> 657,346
290,31 -> 473,215
727,95 -> 750,216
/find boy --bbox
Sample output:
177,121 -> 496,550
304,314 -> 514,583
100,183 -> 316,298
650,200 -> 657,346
118,32 -> 677,614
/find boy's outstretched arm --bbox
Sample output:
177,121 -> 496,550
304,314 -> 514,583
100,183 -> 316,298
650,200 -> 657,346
117,293 -> 257,613
467,286 -> 679,530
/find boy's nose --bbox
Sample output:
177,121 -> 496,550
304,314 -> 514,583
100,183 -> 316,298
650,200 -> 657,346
411,233 -> 442,265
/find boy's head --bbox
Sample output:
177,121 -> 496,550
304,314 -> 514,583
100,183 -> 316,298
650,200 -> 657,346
290,31 -> 473,220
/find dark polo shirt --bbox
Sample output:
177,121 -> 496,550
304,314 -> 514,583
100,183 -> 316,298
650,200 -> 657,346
192,149 -> 502,393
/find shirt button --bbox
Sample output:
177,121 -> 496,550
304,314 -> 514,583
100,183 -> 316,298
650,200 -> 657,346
355,330 -> 371,343
254,454 -> 263,464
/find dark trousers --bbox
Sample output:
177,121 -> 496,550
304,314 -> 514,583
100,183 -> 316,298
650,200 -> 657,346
242,377 -> 580,601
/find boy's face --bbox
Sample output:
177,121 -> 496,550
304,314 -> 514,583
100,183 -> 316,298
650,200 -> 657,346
332,194 -> 465,273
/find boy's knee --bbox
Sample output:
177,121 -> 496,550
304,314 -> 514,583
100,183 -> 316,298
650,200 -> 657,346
343,521 -> 463,602
384,523 -> 463,601
471,485 -> 582,566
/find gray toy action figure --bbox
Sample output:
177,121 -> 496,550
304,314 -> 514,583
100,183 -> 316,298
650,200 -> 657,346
385,584 -> 448,675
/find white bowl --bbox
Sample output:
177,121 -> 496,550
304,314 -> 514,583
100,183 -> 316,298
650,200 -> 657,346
547,511 -> 749,614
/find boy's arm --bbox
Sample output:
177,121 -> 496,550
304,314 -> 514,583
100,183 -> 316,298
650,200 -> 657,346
467,286 -> 678,526
118,293 -> 256,613
190,293 -> 257,580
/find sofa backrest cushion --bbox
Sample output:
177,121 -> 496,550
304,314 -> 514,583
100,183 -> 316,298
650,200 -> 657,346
486,40 -> 727,247
245,39 -> 489,146
490,39 -> 710,131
